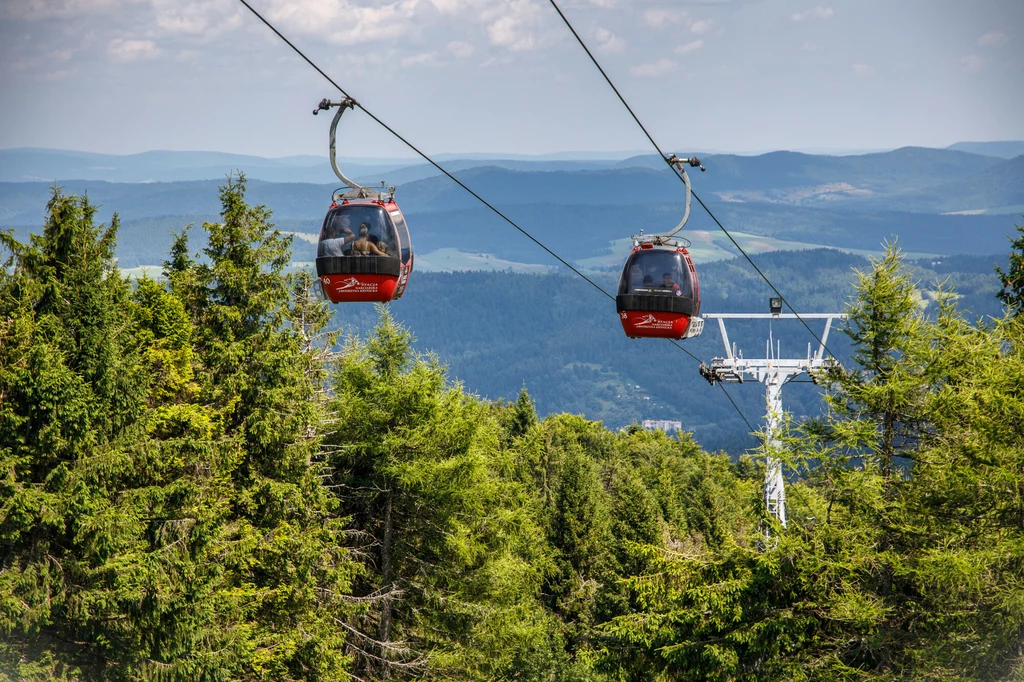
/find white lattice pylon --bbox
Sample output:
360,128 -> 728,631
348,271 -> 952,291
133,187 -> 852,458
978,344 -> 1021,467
703,313 -> 845,533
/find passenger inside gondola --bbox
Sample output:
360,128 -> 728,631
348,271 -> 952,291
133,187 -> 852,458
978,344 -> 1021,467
620,250 -> 693,298
318,224 -> 355,257
351,222 -> 388,256
319,204 -> 399,258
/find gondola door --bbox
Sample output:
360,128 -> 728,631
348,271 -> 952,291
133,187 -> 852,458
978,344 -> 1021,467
386,201 -> 414,299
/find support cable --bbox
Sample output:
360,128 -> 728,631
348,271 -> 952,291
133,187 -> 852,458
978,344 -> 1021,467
717,382 -> 756,433
238,0 -> 610,300
235,0 -> 758,435
544,0 -> 839,360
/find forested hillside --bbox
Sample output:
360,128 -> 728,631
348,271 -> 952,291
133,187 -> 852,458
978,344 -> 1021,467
333,248 -> 1005,452
0,172 -> 1009,452
2,180 -> 1022,680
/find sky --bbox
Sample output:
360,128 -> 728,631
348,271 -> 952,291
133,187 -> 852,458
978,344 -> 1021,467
1,0 -> 1022,158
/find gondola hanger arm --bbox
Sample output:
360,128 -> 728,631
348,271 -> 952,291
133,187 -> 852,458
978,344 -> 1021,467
667,154 -> 705,172
313,98 -> 394,202
635,155 -> 705,245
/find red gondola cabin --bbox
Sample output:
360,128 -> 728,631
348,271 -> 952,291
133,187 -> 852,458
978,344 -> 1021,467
316,198 -> 414,303
616,243 -> 701,339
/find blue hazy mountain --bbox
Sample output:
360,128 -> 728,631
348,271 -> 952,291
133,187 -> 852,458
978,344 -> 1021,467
0,145 -> 1009,191
946,141 -> 1024,159
616,147 -> 1003,193
0,148 -> 657,184
850,154 -> 1024,214
3,143 -> 1022,272
3,145 -> 1022,270
0,148 -> 407,184
353,158 -> 625,186
330,251 -> 1005,453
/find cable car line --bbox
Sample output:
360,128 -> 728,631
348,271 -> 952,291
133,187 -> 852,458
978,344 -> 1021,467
238,0 -> 607,302
234,0 -> 759,435
711,377 -> 756,432
543,0 -> 668,163
544,0 -> 838,360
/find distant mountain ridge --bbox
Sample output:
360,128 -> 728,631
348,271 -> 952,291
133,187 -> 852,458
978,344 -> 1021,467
1,177 -> 1017,270
614,147 -> 1005,193
3,143 -> 1021,272
946,141 -> 1024,159
852,154 -> 1024,214
0,148 -> 404,184
3,143 -> 1022,184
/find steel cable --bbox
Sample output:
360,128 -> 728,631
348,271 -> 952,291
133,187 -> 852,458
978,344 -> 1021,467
545,0 -> 840,360
236,0 -> 760,437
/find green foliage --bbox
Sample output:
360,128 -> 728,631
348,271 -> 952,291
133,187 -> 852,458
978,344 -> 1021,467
817,240 -> 933,481
326,308 -> 556,680
996,218 -> 1024,315
1,179 -> 354,681
901,306 -> 1024,677
509,386 -> 539,440
604,240 -> 1024,681
1,190 -> 154,679
3,184 -> 1022,681
552,446 -> 610,576
152,173 -> 355,680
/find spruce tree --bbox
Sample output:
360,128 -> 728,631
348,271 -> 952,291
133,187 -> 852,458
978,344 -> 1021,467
1,180 -> 355,680
0,191 -> 152,678
897,293 -> 1024,677
996,219 -> 1024,315
605,242 -> 1024,680
158,173 -> 354,680
821,240 -> 932,481
326,307 -> 554,680
508,386 -> 538,441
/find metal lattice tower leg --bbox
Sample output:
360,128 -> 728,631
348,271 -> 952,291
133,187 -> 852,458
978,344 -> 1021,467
702,312 -> 845,547
764,374 -> 787,531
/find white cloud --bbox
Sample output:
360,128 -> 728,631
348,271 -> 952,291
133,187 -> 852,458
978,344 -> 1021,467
174,49 -> 203,62
801,42 -> 822,52
852,63 -> 873,76
7,47 -> 75,75
150,1 -> 244,40
402,51 -> 439,67
960,54 -> 985,71
266,0 -> 420,47
430,0 -> 463,12
43,69 -> 75,81
630,58 -> 677,77
0,0 -> 139,21
8,58 -> 33,74
329,52 -> 370,74
489,16 -> 534,50
487,0 -> 545,52
447,40 -> 475,58
108,38 -> 159,62
791,6 -> 834,21
594,26 -> 625,53
675,39 -> 703,55
689,19 -> 714,36
977,30 -> 1008,47
642,8 -> 688,28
